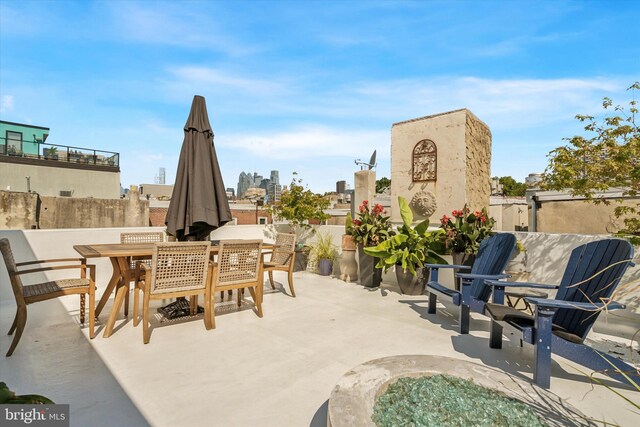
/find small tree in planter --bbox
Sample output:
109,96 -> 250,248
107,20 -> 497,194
267,173 -> 330,271
365,196 -> 446,294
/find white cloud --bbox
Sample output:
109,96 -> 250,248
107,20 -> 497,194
105,2 -> 255,56
167,67 -> 284,96
219,126 -> 388,160
0,95 -> 14,113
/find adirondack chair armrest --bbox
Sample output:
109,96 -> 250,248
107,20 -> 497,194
457,273 -> 511,281
485,280 -> 559,290
425,263 -> 471,270
524,297 -> 626,312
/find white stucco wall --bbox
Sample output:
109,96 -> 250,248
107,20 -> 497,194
0,162 -> 120,199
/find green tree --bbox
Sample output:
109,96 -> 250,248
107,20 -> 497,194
267,173 -> 330,229
376,177 -> 391,193
543,82 -> 640,236
493,176 -> 526,197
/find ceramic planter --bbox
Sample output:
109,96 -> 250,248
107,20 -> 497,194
357,245 -> 382,288
395,266 -> 428,295
318,259 -> 333,276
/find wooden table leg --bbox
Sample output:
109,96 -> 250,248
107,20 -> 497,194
95,257 -> 122,317
102,257 -> 131,338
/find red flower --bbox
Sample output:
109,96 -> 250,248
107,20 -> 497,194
362,200 -> 368,206
352,219 -> 362,226
359,205 -> 365,213
474,211 -> 482,217
452,209 -> 464,218
441,214 -> 450,224
373,203 -> 384,215
480,215 -> 487,222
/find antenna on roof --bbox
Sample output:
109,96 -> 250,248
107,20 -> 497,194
354,150 -> 377,170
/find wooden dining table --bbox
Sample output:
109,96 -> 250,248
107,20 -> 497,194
74,241 -> 274,338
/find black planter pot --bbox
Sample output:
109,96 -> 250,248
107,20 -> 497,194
318,259 -> 333,276
294,247 -> 310,272
395,266 -> 427,295
358,245 -> 382,288
452,252 -> 476,291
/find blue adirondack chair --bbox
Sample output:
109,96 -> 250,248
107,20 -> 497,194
425,233 -> 516,334
484,238 -> 637,389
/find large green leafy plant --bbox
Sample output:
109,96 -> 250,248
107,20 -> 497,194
440,205 -> 495,254
365,197 -> 446,275
350,200 -> 393,247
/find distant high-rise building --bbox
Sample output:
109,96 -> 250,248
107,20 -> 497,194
270,170 -> 279,185
259,178 -> 271,190
336,180 -> 346,194
236,169 -> 281,199
154,167 -> 166,185
226,187 -> 235,198
267,183 -> 282,204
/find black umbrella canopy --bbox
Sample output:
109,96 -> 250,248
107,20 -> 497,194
165,95 -> 232,240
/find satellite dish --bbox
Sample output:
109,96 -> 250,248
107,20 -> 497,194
354,150 -> 377,170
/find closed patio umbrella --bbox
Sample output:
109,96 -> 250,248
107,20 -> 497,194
162,95 -> 232,318
166,95 -> 232,240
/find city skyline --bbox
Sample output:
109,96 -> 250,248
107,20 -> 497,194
1,1 -> 638,193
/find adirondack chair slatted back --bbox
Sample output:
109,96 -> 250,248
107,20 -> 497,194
469,233 -> 517,301
552,239 -> 633,341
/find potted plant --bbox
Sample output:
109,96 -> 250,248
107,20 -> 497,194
439,205 -> 495,290
342,211 -> 356,251
267,173 -> 330,271
350,200 -> 394,287
365,196 -> 447,295
43,146 -> 58,160
339,212 -> 358,282
311,231 -> 338,276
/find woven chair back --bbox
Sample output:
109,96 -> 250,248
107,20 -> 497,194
215,240 -> 263,286
270,233 -> 296,266
149,242 -> 210,295
120,232 -> 165,244
0,238 -> 24,301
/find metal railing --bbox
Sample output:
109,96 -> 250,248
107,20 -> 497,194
0,137 -> 119,167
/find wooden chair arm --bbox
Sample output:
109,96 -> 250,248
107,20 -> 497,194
11,264 -> 91,276
17,258 -> 87,267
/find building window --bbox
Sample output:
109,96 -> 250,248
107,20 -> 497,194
412,139 -> 437,182
258,217 -> 268,225
5,131 -> 22,156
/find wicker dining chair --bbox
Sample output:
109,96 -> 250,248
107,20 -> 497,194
120,231 -> 164,316
132,242 -> 213,344
211,240 -> 264,328
1,238 -> 95,357
263,233 -> 296,297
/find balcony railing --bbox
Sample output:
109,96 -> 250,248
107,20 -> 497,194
0,137 -> 119,168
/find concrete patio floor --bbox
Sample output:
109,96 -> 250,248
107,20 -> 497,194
1,271 -> 639,426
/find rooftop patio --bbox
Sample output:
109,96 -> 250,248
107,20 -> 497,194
1,268 -> 639,426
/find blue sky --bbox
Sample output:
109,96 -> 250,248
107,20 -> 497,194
1,0 -> 638,194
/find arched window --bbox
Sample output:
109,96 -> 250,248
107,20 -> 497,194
412,139 -> 437,182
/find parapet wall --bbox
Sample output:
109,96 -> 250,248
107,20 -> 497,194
0,190 -> 148,230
